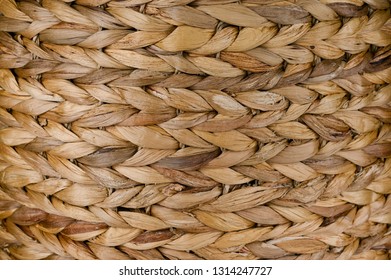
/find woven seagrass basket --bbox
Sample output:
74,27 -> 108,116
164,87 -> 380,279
0,0 -> 390,260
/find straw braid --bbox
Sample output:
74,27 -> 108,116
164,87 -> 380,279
1,0 -> 390,260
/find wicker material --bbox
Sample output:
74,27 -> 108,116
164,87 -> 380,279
0,0 -> 391,260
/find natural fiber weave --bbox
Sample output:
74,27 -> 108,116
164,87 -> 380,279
0,0 -> 390,260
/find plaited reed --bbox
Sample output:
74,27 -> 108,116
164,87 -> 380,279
0,0 -> 390,261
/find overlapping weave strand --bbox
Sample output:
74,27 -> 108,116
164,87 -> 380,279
0,0 -> 391,260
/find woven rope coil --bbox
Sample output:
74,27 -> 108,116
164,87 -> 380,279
0,0 -> 390,260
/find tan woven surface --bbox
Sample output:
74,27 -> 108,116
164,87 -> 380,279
0,0 -> 391,260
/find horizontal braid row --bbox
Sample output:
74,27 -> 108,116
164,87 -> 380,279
1,1 -> 391,73
1,188 -> 391,259
1,0 -> 391,260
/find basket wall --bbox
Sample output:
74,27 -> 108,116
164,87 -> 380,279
0,0 -> 391,260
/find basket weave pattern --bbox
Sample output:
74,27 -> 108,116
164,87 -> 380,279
0,0 -> 391,260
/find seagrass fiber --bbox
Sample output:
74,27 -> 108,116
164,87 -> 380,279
0,0 -> 391,260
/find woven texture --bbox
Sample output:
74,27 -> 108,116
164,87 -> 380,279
1,0 -> 391,260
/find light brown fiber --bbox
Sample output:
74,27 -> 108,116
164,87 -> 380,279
0,0 -> 390,260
